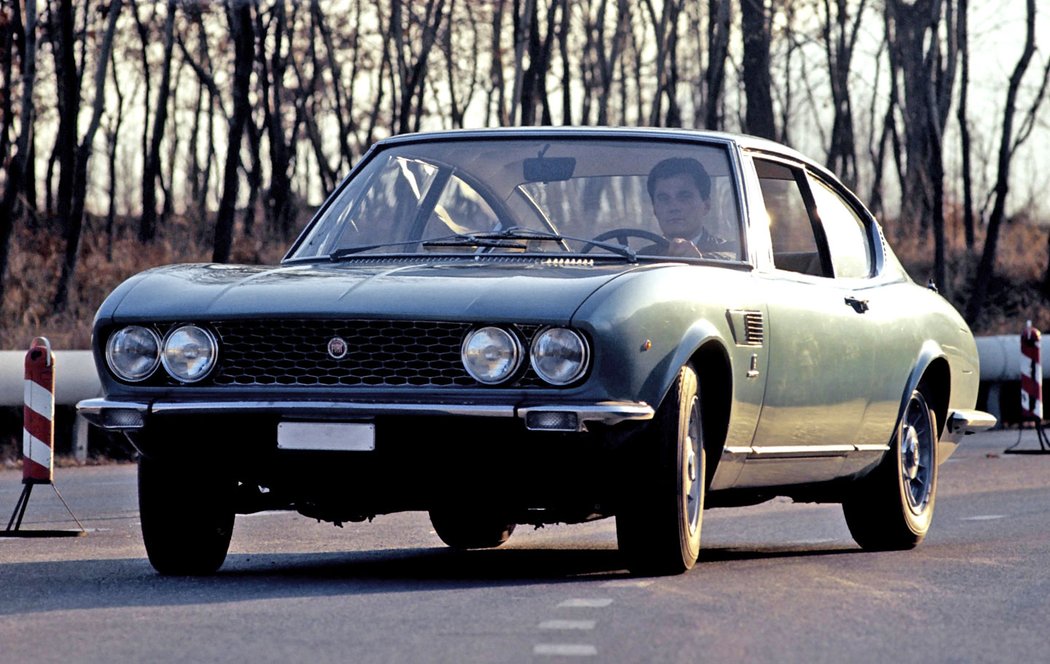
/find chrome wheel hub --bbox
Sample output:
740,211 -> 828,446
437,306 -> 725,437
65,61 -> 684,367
900,393 -> 934,514
684,397 -> 702,536
902,426 -> 920,481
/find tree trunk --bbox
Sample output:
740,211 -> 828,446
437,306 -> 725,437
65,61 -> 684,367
956,0 -> 975,251
884,0 -> 957,231
53,0 -> 123,311
104,44 -> 125,261
212,1 -> 254,264
0,0 -> 36,302
821,0 -> 865,189
704,0 -> 730,130
740,0 -> 776,139
52,0 -> 81,236
138,0 -> 175,242
967,0 -> 1039,324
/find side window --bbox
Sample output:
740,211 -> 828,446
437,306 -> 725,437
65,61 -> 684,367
754,159 -> 826,277
809,176 -> 872,279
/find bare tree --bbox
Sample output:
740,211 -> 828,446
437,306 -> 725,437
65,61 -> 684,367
53,0 -> 123,310
704,0 -> 731,130
0,0 -> 37,301
642,0 -> 684,126
820,0 -> 867,189
390,0 -> 447,133
740,0 -> 776,139
955,0 -> 975,250
103,42 -> 127,260
213,0 -> 255,264
967,0 -> 1049,321
51,0 -> 83,234
138,0 -> 176,242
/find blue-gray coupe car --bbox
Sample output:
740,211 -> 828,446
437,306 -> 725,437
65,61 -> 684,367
79,128 -> 994,575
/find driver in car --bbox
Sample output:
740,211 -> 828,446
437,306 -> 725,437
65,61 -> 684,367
647,157 -> 735,259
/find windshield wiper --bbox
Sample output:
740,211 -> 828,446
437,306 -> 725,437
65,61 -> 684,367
452,228 -> 638,262
328,240 -> 426,259
327,228 -> 637,262
421,234 -> 528,250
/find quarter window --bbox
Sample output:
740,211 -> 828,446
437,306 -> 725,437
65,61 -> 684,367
755,159 -> 826,277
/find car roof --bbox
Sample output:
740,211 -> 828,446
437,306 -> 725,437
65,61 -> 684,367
381,126 -> 793,153
373,126 -> 820,176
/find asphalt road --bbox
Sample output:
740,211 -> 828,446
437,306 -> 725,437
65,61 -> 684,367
0,429 -> 1047,664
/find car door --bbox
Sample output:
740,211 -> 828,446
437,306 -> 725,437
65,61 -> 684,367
736,156 -> 879,485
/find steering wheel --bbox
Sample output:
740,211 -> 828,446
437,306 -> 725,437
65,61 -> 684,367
584,228 -> 668,253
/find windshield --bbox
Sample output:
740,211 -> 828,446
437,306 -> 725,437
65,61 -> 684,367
289,137 -> 744,262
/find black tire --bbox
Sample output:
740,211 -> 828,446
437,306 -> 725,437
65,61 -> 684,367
616,364 -> 705,575
429,508 -> 515,549
843,388 -> 938,550
138,454 -> 235,575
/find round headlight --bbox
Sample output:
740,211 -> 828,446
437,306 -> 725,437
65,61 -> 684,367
461,326 -> 522,385
161,325 -> 218,383
106,326 -> 161,382
530,328 -> 589,385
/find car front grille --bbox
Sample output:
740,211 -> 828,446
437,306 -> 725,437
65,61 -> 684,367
210,319 -> 543,388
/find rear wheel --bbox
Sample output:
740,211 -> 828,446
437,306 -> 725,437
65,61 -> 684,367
616,364 -> 704,575
843,388 -> 938,550
139,454 -> 235,575
429,508 -> 515,549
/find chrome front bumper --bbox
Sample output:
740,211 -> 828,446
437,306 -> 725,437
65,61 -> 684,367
77,397 -> 655,433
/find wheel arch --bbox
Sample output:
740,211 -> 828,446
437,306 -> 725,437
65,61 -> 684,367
690,340 -> 733,486
904,341 -> 951,440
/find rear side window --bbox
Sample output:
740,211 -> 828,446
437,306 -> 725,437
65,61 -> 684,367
808,176 -> 872,279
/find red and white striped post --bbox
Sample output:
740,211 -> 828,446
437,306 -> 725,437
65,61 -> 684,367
4,337 -> 85,536
1020,320 -> 1042,422
23,337 -> 55,485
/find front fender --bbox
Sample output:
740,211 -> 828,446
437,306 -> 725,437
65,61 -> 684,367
643,319 -> 728,410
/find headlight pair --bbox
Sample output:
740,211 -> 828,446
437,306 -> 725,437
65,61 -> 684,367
461,326 -> 589,386
106,325 -> 217,383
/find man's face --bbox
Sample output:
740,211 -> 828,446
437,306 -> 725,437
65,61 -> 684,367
651,173 -> 710,240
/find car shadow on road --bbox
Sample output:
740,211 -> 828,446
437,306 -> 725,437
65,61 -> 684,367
0,541 -> 865,616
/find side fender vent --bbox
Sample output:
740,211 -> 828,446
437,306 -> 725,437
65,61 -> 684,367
727,310 -> 764,347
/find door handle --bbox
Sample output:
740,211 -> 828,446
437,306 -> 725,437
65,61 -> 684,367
845,296 -> 869,314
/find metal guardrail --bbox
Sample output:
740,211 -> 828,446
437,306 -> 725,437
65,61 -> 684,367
0,350 -> 101,406
0,337 -> 1036,460
0,337 -> 1042,407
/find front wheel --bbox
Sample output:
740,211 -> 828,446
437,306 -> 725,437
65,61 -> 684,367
138,454 -> 235,575
616,364 -> 705,575
843,388 -> 938,550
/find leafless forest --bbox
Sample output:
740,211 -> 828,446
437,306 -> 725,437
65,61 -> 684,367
1,0 -> 1049,347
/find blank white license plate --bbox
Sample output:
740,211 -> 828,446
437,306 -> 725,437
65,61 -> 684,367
277,422 -> 375,452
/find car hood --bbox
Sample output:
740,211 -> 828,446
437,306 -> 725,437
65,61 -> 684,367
101,259 -> 650,324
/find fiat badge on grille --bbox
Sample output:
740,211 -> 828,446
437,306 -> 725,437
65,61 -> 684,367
327,336 -> 348,359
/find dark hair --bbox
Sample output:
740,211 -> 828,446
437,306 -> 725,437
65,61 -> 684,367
647,157 -> 711,201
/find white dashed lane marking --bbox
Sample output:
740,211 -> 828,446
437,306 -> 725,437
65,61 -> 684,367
557,598 -> 614,608
534,599 -> 614,657
960,514 -> 1008,521
533,644 -> 598,657
600,579 -> 654,589
539,619 -> 597,631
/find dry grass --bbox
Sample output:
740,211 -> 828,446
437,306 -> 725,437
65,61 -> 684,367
888,211 -> 1050,336
1,210 -> 1048,350
0,213 -> 292,350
